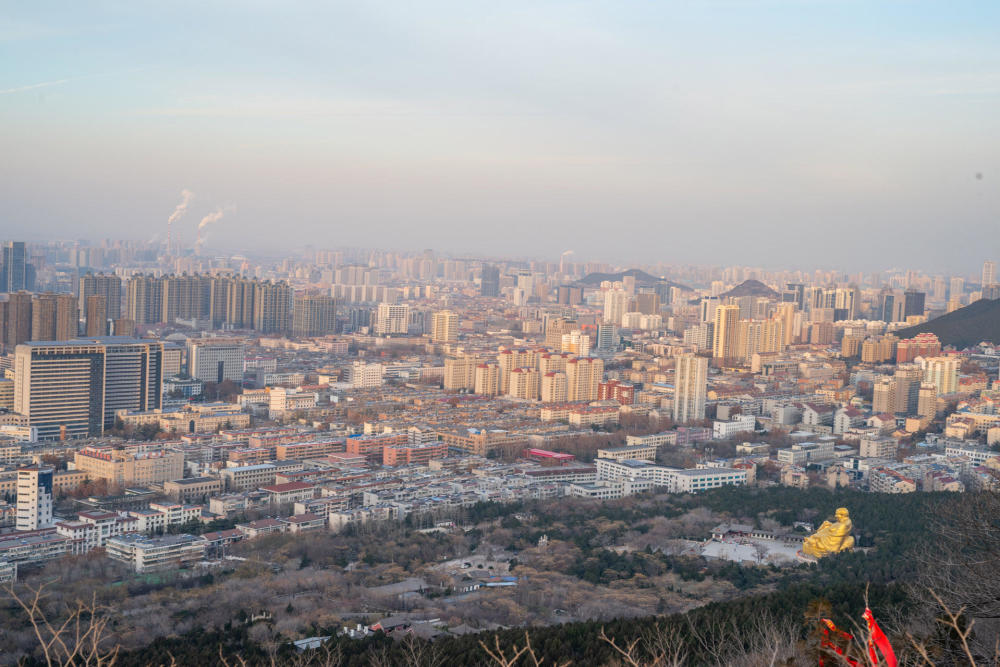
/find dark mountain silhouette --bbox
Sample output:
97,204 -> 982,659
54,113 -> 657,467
577,269 -> 691,290
720,279 -> 778,299
895,298 -> 1000,348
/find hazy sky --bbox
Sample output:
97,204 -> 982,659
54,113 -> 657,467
2,1 -> 998,271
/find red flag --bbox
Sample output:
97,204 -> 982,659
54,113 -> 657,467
820,618 -> 859,667
863,608 -> 898,667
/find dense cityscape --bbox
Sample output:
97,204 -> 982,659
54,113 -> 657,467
0,234 -> 998,663
5,1 -> 1000,664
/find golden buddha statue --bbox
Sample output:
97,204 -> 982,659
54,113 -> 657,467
802,507 -> 854,558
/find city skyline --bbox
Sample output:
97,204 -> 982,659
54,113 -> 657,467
3,2 -> 1000,271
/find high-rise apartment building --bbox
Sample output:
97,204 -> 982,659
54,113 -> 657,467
253,281 -> 292,334
79,273 -> 122,321
85,295 -> 108,336
983,260 -> 996,287
544,317 -> 577,349
736,319 -> 783,363
917,383 -> 938,420
920,356 -> 959,396
14,338 -> 164,440
566,356 -> 603,401
539,351 -> 571,376
125,274 -> 291,332
773,302 -> 796,347
187,339 -> 245,385
125,274 -> 164,325
872,377 -> 895,415
700,297 -> 721,323
633,292 -> 660,315
507,367 -> 539,400
497,348 -> 538,394
162,274 -> 210,323
683,322 -> 714,351
375,303 -> 409,335
556,285 -> 583,306
443,356 -> 478,391
949,277 -> 965,301
214,276 -> 256,329
712,304 -> 741,363
480,265 -> 500,297
0,292 -> 33,352
291,294 -> 336,337
540,371 -> 568,403
474,363 -> 500,397
603,289 -> 628,325
673,354 -> 707,424
16,466 -> 53,531
893,364 -> 922,415
561,330 -> 591,357
30,293 -> 78,341
430,310 -> 459,343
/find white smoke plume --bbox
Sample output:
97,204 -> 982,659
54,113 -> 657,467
194,204 -> 236,251
168,189 -> 194,224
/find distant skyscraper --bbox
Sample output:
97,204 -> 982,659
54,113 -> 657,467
673,354 -> 707,424
784,283 -> 806,309
603,289 -> 627,324
480,265 -> 500,297
556,285 -> 583,306
949,277 -> 965,301
983,260 -> 996,287
773,302 -> 796,347
712,304 -> 740,363
903,290 -> 925,318
1,242 -> 29,293
596,324 -> 617,351
16,466 -> 53,531
879,290 -> 905,323
699,297 -> 720,323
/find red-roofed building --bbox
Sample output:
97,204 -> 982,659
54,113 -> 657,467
523,448 -> 576,464
598,380 -> 635,405
261,481 -> 315,505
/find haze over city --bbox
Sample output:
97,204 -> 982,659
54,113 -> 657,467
3,1 -> 1000,271
5,3 -> 1000,666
